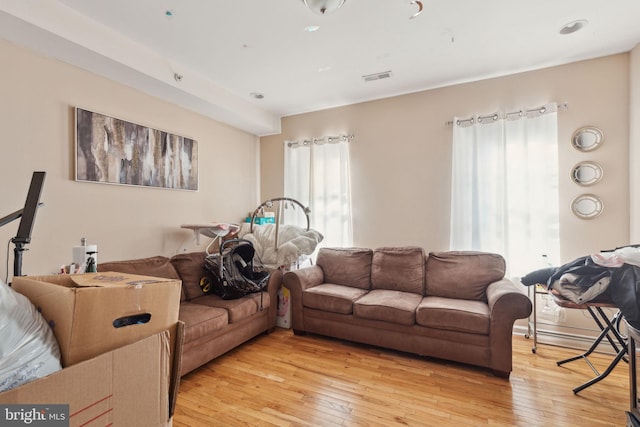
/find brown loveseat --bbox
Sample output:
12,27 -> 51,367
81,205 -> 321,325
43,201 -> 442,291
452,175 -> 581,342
282,247 -> 531,377
98,252 -> 282,376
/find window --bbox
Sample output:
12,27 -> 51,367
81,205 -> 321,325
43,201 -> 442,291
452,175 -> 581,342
450,104 -> 560,277
284,137 -> 353,248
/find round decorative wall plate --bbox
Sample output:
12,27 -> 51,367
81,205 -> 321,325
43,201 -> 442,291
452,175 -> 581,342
570,194 -> 603,219
571,126 -> 604,152
571,161 -> 603,186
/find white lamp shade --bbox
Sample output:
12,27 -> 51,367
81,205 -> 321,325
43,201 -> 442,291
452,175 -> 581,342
301,0 -> 347,15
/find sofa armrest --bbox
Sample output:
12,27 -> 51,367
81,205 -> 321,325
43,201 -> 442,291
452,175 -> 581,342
487,278 -> 532,318
283,265 -> 324,331
266,267 -> 283,329
486,278 -> 532,376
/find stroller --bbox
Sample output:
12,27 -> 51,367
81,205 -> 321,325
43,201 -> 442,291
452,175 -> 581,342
201,239 -> 270,308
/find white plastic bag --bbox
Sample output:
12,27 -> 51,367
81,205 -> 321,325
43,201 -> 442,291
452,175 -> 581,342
0,280 -> 62,392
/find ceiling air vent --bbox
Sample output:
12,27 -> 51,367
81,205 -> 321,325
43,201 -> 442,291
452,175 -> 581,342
362,71 -> 392,82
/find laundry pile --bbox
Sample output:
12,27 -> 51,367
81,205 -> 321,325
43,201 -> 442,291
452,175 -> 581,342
522,245 -> 640,329
240,223 -> 323,269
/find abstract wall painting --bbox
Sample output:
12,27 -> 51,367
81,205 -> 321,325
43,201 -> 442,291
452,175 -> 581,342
75,107 -> 198,191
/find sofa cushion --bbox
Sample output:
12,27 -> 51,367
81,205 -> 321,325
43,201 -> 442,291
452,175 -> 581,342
179,302 -> 228,344
98,256 -> 185,301
303,284 -> 369,314
246,292 -> 272,311
190,294 -> 260,323
354,290 -> 422,326
426,251 -> 505,301
416,296 -> 490,335
316,248 -> 373,290
170,252 -> 208,301
371,247 -> 425,294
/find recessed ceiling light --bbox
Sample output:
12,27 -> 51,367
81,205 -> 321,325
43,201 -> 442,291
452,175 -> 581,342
250,92 -> 264,100
559,19 -> 588,35
318,66 -> 332,73
305,25 -> 320,33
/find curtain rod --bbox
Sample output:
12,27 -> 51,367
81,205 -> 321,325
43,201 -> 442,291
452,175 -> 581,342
445,102 -> 569,127
286,133 -> 354,148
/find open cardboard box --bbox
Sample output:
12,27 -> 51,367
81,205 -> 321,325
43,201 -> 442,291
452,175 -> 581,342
2,272 -> 185,425
11,272 -> 181,367
0,324 -> 184,426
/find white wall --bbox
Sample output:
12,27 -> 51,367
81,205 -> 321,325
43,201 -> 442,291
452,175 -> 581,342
0,39 -> 260,280
261,54 -> 631,262
260,53 -> 632,346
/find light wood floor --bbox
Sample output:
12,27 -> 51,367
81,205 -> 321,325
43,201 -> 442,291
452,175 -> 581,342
173,328 -> 630,426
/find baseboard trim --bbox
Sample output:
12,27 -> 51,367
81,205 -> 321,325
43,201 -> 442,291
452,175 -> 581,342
513,324 -> 623,355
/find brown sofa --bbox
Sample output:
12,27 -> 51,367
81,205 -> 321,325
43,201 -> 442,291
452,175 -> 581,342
98,252 -> 282,376
282,247 -> 532,377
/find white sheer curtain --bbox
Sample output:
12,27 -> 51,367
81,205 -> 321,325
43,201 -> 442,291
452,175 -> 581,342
450,103 -> 560,277
284,138 -> 353,247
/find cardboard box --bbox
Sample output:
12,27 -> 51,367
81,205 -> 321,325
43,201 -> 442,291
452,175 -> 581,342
0,328 -> 181,426
11,272 -> 181,367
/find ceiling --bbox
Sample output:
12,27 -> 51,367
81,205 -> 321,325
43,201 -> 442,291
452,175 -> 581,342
1,1 -> 640,136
